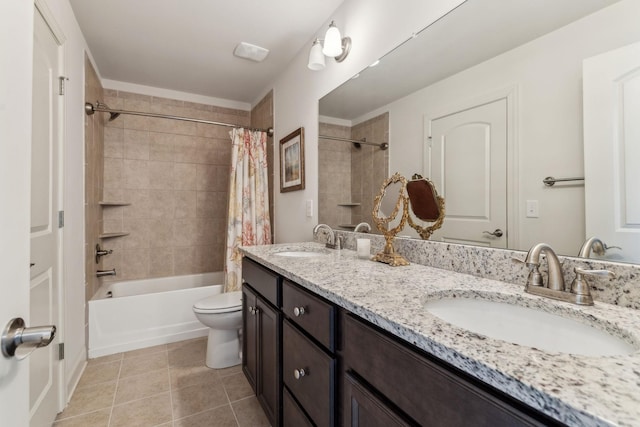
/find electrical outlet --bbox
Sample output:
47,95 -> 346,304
306,199 -> 313,217
526,200 -> 539,218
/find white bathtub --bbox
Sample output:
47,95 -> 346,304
88,272 -> 224,358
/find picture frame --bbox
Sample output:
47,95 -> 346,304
279,127 -> 305,192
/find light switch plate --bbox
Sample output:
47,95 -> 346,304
526,200 -> 539,218
306,199 -> 313,217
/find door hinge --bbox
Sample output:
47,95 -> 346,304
58,343 -> 64,360
58,210 -> 64,228
58,76 -> 68,96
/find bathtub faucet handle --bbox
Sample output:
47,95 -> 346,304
95,244 -> 113,263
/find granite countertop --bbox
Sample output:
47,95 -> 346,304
240,242 -> 640,427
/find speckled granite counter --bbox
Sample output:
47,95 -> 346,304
241,242 -> 640,427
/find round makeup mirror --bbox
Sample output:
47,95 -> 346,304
406,174 -> 445,239
371,173 -> 409,266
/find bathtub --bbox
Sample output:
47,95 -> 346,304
88,272 -> 224,358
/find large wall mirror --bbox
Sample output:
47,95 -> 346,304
318,0 -> 640,264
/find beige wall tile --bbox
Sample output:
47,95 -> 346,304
148,246 -> 174,277
123,129 -> 150,160
175,163 -> 197,190
175,191 -> 197,219
123,159 -> 149,189
104,158 -> 123,189
149,161 -> 175,190
149,132 -> 176,161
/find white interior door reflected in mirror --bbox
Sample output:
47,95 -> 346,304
427,98 -> 508,248
584,41 -> 640,264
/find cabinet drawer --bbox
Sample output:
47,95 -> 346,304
283,320 -> 335,426
344,315 -> 547,427
282,280 -> 335,351
283,387 -> 313,427
242,257 -> 280,307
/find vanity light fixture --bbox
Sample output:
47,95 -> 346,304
307,21 -> 352,70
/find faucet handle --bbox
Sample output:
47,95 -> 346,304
569,268 -> 615,305
574,268 -> 615,279
512,257 -> 544,287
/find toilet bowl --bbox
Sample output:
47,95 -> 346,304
193,290 -> 243,369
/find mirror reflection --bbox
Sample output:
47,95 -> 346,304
318,0 -> 640,263
406,174 -> 445,240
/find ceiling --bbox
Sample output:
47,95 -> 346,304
69,0 -> 345,104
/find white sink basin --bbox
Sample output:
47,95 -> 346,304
424,297 -> 636,356
274,250 -> 329,258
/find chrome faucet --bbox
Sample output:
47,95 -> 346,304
522,243 -> 565,291
514,243 -> 615,306
313,224 -> 340,249
354,222 -> 371,233
578,236 -> 621,258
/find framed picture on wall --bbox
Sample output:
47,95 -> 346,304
279,127 -> 305,192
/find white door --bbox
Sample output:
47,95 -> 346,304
584,41 -> 640,264
0,2 -> 35,426
427,98 -> 508,247
30,7 -> 62,427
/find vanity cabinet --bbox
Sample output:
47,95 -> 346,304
282,280 -> 337,426
342,314 -> 559,427
241,258 -> 282,427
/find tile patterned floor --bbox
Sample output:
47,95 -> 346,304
54,338 -> 270,427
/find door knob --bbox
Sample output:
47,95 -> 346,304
483,229 -> 504,238
2,317 -> 56,360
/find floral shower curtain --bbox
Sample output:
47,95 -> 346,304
225,128 -> 272,292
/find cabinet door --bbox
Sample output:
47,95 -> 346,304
242,285 -> 258,392
257,297 -> 281,427
344,373 -> 413,427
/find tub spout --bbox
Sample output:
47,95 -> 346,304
96,268 -> 116,278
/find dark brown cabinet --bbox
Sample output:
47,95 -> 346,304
342,314 -> 559,427
242,256 -> 562,427
242,259 -> 282,427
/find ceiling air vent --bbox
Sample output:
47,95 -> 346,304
233,42 -> 269,62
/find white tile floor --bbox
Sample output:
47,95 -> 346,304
54,338 -> 270,427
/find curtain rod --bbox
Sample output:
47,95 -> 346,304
84,102 -> 274,137
319,134 -> 389,150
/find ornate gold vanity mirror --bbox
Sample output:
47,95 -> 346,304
372,173 -> 410,266
406,174 -> 445,240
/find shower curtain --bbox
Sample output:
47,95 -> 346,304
225,128 -> 272,292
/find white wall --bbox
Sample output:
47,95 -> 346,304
367,0 -> 640,255
270,0 -> 465,243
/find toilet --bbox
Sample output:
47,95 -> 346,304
193,291 -> 243,369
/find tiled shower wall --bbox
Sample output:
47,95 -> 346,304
350,113 -> 389,231
99,90 -> 250,282
84,56 -> 105,300
318,123 -> 352,229
250,91 -> 275,242
318,113 -> 389,232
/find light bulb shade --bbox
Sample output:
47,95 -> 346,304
307,40 -> 326,70
322,22 -> 343,57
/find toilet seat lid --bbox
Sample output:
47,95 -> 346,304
194,291 -> 242,313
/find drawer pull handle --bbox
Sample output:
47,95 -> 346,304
293,368 -> 307,380
248,306 -> 259,315
293,306 -> 306,317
